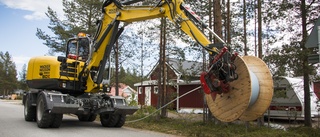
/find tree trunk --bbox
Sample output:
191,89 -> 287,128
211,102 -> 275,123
213,0 -> 223,124
227,0 -> 231,44
214,0 -> 223,43
205,0 -> 213,123
258,0 -> 262,58
157,18 -> 163,120
256,0 -> 264,126
301,0 -> 312,127
160,17 -> 167,118
115,41 -> 119,96
209,0 -> 213,42
243,0 -> 247,55
254,0 -> 257,56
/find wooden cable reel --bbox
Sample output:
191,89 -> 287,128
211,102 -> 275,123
205,56 -> 273,122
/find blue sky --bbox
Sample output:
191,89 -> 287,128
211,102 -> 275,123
0,0 -> 63,75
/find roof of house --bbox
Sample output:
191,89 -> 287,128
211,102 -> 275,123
108,83 -> 136,97
134,79 -> 201,86
147,58 -> 203,78
123,86 -> 137,93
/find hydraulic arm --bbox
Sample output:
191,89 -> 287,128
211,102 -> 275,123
84,0 -> 238,95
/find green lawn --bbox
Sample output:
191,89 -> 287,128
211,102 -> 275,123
125,108 -> 320,137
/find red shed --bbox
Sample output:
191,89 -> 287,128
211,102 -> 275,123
134,58 -> 204,112
312,81 -> 320,99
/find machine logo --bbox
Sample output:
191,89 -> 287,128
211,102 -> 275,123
39,65 -> 50,78
108,8 -> 118,14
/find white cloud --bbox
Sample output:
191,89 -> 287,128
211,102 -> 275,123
13,56 -> 30,77
24,11 -> 45,20
0,0 -> 63,20
13,56 -> 30,65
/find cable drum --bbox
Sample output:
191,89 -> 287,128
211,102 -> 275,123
249,70 -> 260,107
206,56 -> 273,122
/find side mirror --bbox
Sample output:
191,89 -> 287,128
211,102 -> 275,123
57,56 -> 67,70
57,56 -> 67,63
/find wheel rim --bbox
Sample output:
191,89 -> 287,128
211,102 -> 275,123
37,99 -> 43,121
24,101 -> 28,116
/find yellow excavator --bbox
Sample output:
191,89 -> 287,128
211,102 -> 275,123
23,0 -> 273,128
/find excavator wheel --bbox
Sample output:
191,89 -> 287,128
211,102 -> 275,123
100,114 -> 126,128
37,94 -> 53,128
88,114 -> 97,122
50,114 -> 63,128
100,114 -> 119,127
114,114 -> 126,127
78,114 -> 97,122
206,56 -> 273,122
36,93 -> 63,128
24,94 -> 36,121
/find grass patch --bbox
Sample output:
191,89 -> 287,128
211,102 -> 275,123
125,107 -> 320,137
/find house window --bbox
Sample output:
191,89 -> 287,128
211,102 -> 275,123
138,87 -> 142,94
154,86 -> 158,94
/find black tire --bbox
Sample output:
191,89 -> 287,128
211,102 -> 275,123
78,114 -> 97,122
88,114 -> 97,122
36,94 -> 54,128
50,114 -> 63,128
114,114 -> 126,128
100,114 -> 119,127
22,94 -> 26,106
78,114 -> 89,121
24,95 -> 36,121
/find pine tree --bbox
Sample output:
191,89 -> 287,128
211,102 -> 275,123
0,52 -> 18,95
18,64 -> 28,91
36,0 -> 102,54
0,55 -> 4,95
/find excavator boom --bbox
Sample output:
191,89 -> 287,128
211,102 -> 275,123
85,0 -> 223,92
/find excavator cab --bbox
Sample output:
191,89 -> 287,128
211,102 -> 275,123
66,33 -> 90,62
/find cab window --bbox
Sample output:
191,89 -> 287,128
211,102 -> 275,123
66,38 -> 90,61
68,40 -> 77,55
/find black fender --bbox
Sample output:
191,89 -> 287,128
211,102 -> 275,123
37,91 -> 63,111
24,91 -> 38,107
38,91 -> 79,114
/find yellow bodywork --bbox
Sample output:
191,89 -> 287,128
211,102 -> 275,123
27,56 -> 83,81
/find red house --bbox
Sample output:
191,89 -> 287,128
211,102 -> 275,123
312,81 -> 320,99
134,58 -> 205,113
